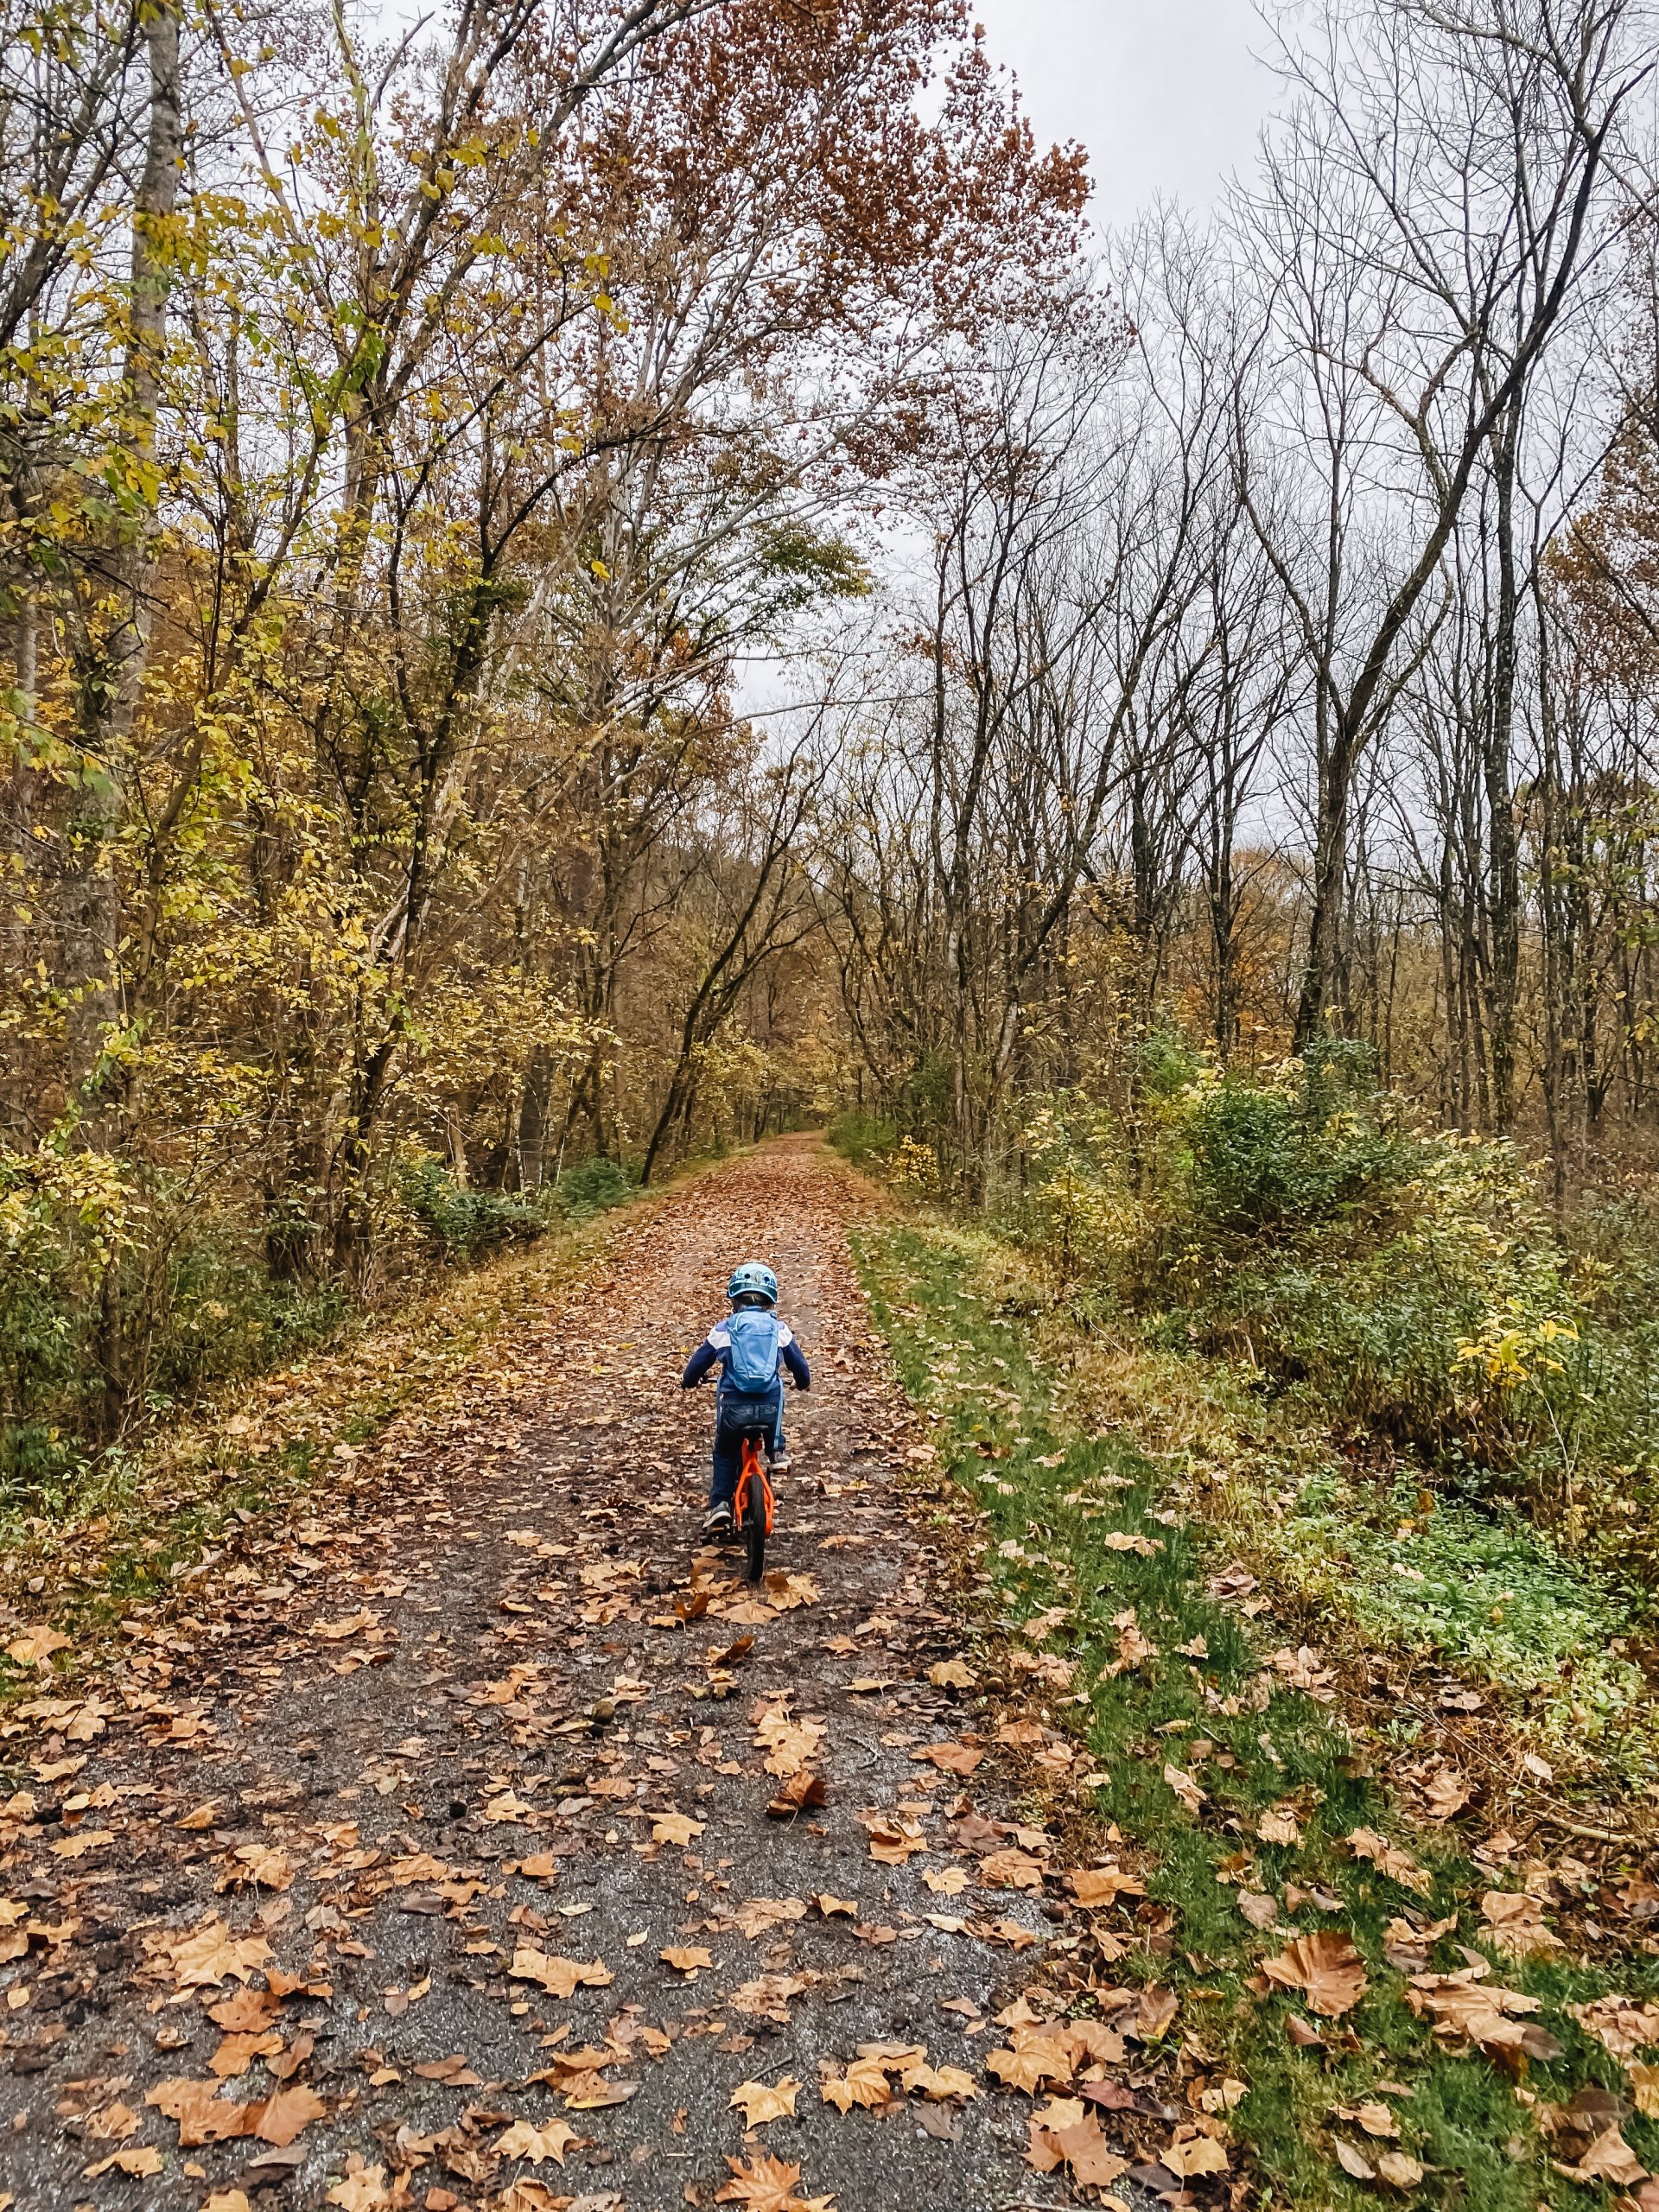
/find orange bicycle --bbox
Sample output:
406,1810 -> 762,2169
732,1428 -> 775,1585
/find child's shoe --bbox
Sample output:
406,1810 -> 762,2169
702,1502 -> 734,1537
769,1452 -> 791,1472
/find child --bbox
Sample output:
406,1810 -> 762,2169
681,1261 -> 810,1536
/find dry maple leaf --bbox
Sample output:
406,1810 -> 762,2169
1479,1889 -> 1563,1955
509,1949 -> 612,1998
1262,1930 -> 1369,2018
1571,1995 -> 1659,2061
1163,1763 -> 1205,1815
929,1659 -> 974,1688
651,1811 -> 704,1847
979,1846 -> 1046,1891
1257,1804 -> 1300,1847
153,1918 -> 273,1989
814,1893 -> 858,1918
246,2085 -> 326,2147
714,2151 -> 835,2210
83,2146 -> 162,2179
325,2159 -> 392,2211
730,2076 -> 801,2126
1558,2126 -> 1647,2186
1347,1827 -> 1432,1897
1376,2151 -> 1426,2190
766,1771 -> 827,1818
915,1740 -> 983,1775
661,1945 -> 715,1976
493,2118 -> 580,2165
1164,2135 -> 1230,2177
734,1897 -> 808,1941
1069,1865 -> 1143,1908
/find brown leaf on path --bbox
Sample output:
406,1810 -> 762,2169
209,2029 -> 283,2077
411,2054 -> 484,2085
1025,2108 -> 1128,2187
729,2075 -> 801,2125
145,2077 -> 254,2145
493,2117 -> 581,2164
1262,1930 -> 1369,2018
929,1659 -> 974,1688
814,1893 -> 857,1918
325,2160 -> 392,2211
661,1946 -> 715,1975
714,2150 -> 835,2210
734,1897 -> 809,1940
914,1740 -> 983,1775
149,1917 -> 272,1989
1164,2136 -> 1230,2177
1068,1865 -> 1143,1908
82,2146 -> 163,2179
510,1949 -> 612,1998
651,1811 -> 705,1847
978,1846 -> 1046,1891
766,1771 -> 826,1819
245,2084 -> 326,2146
859,1810 -> 925,1863
207,1988 -> 282,2033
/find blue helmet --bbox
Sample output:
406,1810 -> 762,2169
727,1261 -> 778,1306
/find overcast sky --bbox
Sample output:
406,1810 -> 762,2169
971,0 -> 1284,231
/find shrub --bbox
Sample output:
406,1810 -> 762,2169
551,1154 -> 637,1218
826,1109 -> 897,1167
397,1155 -> 547,1256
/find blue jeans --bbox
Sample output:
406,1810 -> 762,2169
709,1384 -> 784,1507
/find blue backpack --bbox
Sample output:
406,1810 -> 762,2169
724,1307 -> 781,1395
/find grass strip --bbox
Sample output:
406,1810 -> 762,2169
857,1212 -> 1659,2211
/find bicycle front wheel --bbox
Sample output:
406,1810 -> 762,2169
744,1495 -> 766,1584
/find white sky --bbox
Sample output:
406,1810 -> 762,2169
971,0 -> 1283,230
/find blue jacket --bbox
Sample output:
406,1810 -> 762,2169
682,1314 -> 810,1396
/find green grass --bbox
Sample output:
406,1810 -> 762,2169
855,1213 -> 1659,2210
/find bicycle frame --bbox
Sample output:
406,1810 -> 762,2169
733,1431 -> 775,1535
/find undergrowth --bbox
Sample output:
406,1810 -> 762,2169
856,1211 -> 1659,2212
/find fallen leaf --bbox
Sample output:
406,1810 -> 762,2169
509,1950 -> 613,1999
1164,1763 -> 1205,1815
652,1812 -> 705,1847
493,2118 -> 580,2165
1335,2139 -> 1376,2183
730,2076 -> 801,2126
1262,1931 -> 1369,2018
661,1946 -> 715,1976
714,2150 -> 834,2209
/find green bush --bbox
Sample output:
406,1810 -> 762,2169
397,1155 -> 547,1256
826,1109 -> 897,1167
551,1154 -> 637,1219
1012,1057 -> 1659,1569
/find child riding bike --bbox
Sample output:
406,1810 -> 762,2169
681,1262 -> 810,1537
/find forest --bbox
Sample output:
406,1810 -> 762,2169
4,0 -> 1659,1552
